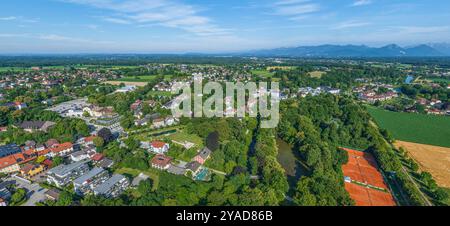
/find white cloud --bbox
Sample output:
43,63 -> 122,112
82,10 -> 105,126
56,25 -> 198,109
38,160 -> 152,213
351,0 -> 372,7
271,0 -> 319,20
0,16 -> 17,21
63,0 -> 229,36
100,17 -> 131,24
332,21 -> 371,30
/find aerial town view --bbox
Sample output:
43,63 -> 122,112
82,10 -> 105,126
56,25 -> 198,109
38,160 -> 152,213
0,0 -> 449,219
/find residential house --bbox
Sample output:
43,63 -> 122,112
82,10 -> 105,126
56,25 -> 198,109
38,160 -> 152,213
135,114 -> 152,126
152,118 -> 166,128
45,139 -> 59,148
0,155 -> 21,174
46,161 -> 90,187
130,100 -> 143,117
193,147 -> 212,165
17,121 -> 56,133
44,189 -> 61,201
49,142 -> 74,157
91,153 -> 104,162
73,167 -> 109,196
70,150 -> 90,162
93,174 -> 130,198
151,154 -> 172,170
81,136 -> 96,146
115,85 -> 136,93
3,101 -> 27,110
148,141 -> 169,154
164,116 -> 178,126
20,163 -> 45,179
0,144 -> 21,158
185,161 -> 202,177
97,158 -> 114,168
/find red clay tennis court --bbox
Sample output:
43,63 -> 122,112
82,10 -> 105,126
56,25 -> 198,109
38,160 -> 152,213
341,148 -> 396,206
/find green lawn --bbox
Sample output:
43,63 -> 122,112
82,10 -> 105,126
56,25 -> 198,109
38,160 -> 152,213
251,69 -> 274,78
147,90 -> 173,97
0,67 -> 30,72
168,130 -> 204,148
367,106 -> 450,147
115,167 -> 160,191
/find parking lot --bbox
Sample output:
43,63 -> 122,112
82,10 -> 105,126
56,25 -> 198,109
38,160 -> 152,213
4,175 -> 48,206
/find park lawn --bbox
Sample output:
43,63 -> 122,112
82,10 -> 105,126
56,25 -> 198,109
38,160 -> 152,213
251,69 -> 274,78
115,167 -> 160,191
367,106 -> 450,148
168,130 -> 204,148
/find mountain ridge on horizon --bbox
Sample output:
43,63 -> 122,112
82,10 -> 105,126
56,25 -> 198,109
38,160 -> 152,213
237,43 -> 450,57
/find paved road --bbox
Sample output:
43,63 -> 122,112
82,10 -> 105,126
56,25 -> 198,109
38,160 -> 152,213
4,176 -> 48,206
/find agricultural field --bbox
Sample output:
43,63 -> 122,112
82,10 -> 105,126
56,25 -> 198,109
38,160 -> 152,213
266,66 -> 296,71
394,141 -> 450,188
0,67 -> 30,72
251,69 -> 274,77
308,71 -> 326,78
367,106 -> 450,148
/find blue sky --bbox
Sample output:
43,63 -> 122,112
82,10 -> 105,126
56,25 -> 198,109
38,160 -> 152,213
1,0 -> 449,53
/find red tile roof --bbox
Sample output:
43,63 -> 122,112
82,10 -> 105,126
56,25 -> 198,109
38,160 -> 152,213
49,142 -> 73,154
0,155 -> 18,169
151,141 -> 167,149
84,136 -> 96,143
91,153 -> 104,162
151,154 -> 172,167
42,159 -> 53,168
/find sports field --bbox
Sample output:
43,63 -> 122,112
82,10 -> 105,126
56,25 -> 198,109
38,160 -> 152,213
367,106 -> 450,148
342,148 -> 396,206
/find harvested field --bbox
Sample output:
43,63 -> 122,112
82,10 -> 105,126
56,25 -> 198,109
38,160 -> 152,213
341,148 -> 396,206
394,141 -> 450,188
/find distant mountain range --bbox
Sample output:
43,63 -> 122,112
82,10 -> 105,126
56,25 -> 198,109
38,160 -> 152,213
240,44 -> 450,57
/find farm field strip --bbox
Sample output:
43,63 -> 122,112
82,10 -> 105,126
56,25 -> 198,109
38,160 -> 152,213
367,106 -> 450,148
394,141 -> 450,188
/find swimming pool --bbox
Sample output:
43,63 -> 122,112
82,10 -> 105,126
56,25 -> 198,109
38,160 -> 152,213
194,168 -> 210,181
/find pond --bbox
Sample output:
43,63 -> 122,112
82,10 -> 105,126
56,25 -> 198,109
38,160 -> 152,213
276,138 -> 308,190
276,138 -> 297,177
